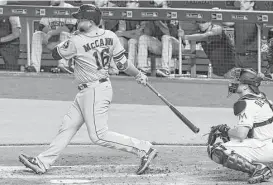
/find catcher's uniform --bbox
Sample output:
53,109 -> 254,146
36,29 -> 153,170
30,3 -> 76,72
222,93 -> 273,163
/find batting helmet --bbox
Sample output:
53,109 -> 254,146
72,4 -> 102,26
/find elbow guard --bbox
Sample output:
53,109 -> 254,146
114,52 -> 128,71
116,60 -> 129,71
52,47 -> 62,60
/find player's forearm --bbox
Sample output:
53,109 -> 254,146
123,61 -> 141,77
121,30 -> 140,39
228,128 -> 247,141
0,28 -> 20,43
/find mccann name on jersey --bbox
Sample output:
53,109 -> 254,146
83,38 -> 113,52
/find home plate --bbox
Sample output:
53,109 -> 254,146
50,179 -> 96,184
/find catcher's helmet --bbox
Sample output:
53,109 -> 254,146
72,4 -> 102,25
228,68 -> 263,95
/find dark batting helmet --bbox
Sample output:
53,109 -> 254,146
228,68 -> 263,95
72,4 -> 102,25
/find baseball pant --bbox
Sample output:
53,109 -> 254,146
161,35 -> 184,71
37,80 -> 152,170
222,139 -> 273,163
118,37 -> 138,66
137,35 -> 162,69
0,43 -> 20,70
31,31 -> 71,72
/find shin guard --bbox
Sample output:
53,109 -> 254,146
209,144 -> 256,174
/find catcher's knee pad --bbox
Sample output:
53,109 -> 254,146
210,144 -> 256,174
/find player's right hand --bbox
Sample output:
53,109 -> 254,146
135,72 -> 148,86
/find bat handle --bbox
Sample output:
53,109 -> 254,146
146,83 -> 158,95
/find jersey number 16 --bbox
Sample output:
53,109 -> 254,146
93,48 -> 110,70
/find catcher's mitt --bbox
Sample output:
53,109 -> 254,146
207,124 -> 230,146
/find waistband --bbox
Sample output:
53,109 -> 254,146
78,78 -> 108,91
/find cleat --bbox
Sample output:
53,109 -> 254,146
19,154 -> 46,174
136,148 -> 158,175
248,163 -> 272,184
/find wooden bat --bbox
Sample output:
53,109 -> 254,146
147,83 -> 200,133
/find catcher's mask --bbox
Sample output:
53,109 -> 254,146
228,68 -> 263,97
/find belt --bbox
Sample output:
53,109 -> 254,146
78,78 -> 108,91
248,116 -> 273,138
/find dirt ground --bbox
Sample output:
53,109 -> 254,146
0,73 -> 273,185
1,145 -> 272,185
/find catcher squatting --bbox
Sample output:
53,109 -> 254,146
17,4 -> 273,184
207,68 -> 273,184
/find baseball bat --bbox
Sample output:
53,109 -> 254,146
146,83 -> 200,133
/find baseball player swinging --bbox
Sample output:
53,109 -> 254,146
207,68 -> 273,184
18,4 -> 157,175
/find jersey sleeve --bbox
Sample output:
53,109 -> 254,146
56,39 -> 77,60
237,101 -> 255,128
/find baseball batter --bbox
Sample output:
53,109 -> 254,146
207,68 -> 273,184
19,4 -> 157,175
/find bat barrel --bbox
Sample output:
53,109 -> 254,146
146,83 -> 200,134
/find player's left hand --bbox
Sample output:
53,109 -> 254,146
217,124 -> 230,135
135,72 -> 148,86
207,124 -> 230,145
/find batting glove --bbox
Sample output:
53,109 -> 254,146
135,71 -> 148,86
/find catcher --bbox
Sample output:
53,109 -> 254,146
207,68 -> 273,184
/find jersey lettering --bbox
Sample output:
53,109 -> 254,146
254,99 -> 265,108
83,38 -> 113,52
239,112 -> 247,121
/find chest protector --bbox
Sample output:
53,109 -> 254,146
234,94 -> 273,138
